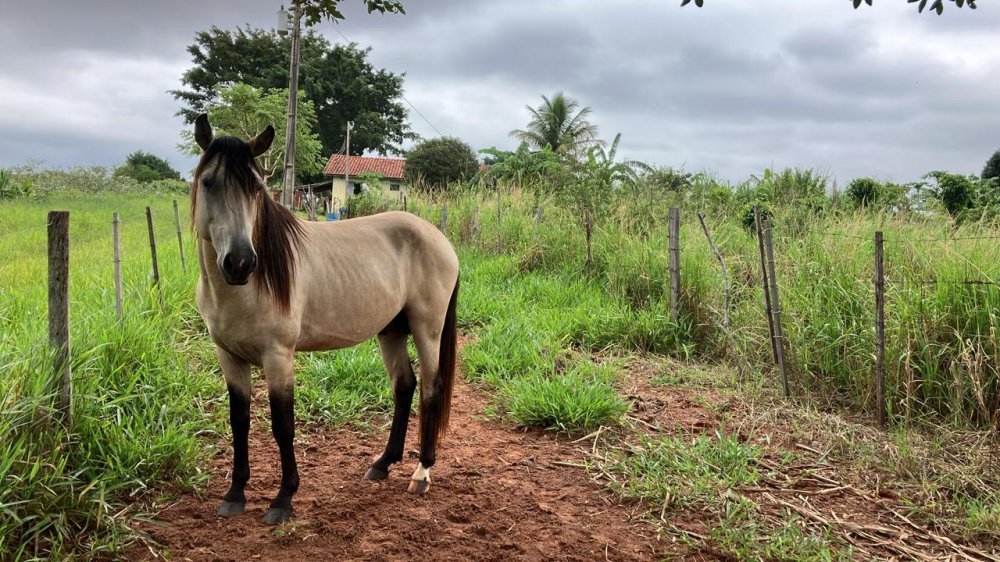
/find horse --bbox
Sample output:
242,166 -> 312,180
190,114 -> 460,525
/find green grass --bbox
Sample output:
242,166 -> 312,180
606,432 -> 850,560
437,185 -> 1000,428
295,341 -> 395,426
0,193 -> 221,559
499,361 -> 627,432
6,171 -> 1000,558
607,432 -> 761,509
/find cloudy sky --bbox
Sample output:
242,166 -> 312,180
1,0 -> 998,185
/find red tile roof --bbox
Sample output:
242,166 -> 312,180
323,154 -> 405,180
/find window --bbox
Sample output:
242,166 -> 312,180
389,183 -> 400,192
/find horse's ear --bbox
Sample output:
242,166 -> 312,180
249,125 -> 275,157
195,114 -> 213,151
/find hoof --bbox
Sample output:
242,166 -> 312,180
217,500 -> 246,518
262,507 -> 293,525
365,465 -> 389,481
407,477 -> 431,496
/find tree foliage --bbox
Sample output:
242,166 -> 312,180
113,151 -> 182,183
982,149 -> 1000,182
180,83 -> 324,183
680,0 -> 975,14
845,177 -> 910,211
170,27 -> 415,161
480,143 -> 568,188
917,171 -> 981,217
404,137 -> 479,190
510,92 -> 603,157
297,0 -> 404,26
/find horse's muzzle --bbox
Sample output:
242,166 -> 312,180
220,251 -> 257,285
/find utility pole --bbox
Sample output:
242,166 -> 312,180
345,121 -> 353,195
278,2 -> 302,208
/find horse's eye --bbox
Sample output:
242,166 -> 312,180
202,177 -> 214,188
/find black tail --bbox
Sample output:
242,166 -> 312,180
436,276 -> 459,442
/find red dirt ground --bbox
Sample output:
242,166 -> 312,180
129,375 -> 708,562
129,355 -> 999,561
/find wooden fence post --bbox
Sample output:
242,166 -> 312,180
755,207 -> 778,365
439,205 -> 448,234
763,217 -> 790,398
113,212 -> 123,321
875,231 -> 887,426
668,207 -> 681,320
697,212 -> 729,333
48,211 -> 72,426
403,195 -> 408,213
173,200 -> 187,274
472,206 -> 480,241
146,207 -> 160,287
584,207 -> 593,269
535,205 -> 543,226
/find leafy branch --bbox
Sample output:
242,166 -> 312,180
680,0 -> 976,15
298,0 -> 404,26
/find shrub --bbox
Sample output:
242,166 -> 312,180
982,148 -> 1000,182
846,177 -> 882,208
114,151 -> 181,183
404,137 -> 479,190
0,168 -> 33,199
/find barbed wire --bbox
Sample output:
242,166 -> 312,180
771,229 -> 1000,244
0,221 -> 53,241
816,231 -> 870,240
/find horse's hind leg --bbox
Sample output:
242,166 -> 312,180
261,350 -> 299,525
365,331 -> 416,481
408,325 -> 444,496
217,347 -> 251,518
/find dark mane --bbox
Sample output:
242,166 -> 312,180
191,136 -> 305,313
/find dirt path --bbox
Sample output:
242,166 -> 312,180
132,378 -> 670,562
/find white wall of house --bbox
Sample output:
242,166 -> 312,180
329,177 -> 407,206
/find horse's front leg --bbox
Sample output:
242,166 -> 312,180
217,347 -> 251,517
262,351 -> 299,525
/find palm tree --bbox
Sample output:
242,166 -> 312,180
510,92 -> 604,156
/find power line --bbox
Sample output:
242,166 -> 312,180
331,23 -> 445,139
401,96 -> 445,138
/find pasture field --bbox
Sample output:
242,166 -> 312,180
1,187 -> 999,560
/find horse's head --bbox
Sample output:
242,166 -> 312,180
192,114 -> 275,285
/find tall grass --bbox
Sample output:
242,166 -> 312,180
0,194 -> 219,558
423,182 -> 1000,427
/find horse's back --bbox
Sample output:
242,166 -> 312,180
311,211 -> 457,278
292,211 -> 458,350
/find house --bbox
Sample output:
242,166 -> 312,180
321,154 -> 407,210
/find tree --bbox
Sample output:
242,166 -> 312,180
180,83 -> 324,183
510,92 -> 603,156
846,177 -> 882,207
982,149 -> 1000,182
296,0 -> 404,26
680,0 -> 975,14
114,151 -> 182,183
920,171 -> 976,216
170,28 -> 416,161
404,137 -> 479,190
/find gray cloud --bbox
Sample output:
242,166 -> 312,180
1,0 -> 998,185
